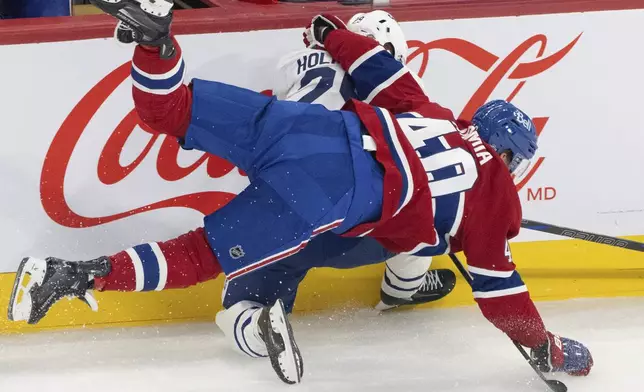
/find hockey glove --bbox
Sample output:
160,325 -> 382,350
90,0 -> 176,59
303,14 -> 347,49
530,332 -> 593,376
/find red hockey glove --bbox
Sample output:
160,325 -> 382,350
303,14 -> 347,49
530,332 -> 594,376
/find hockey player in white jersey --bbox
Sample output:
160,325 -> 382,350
274,11 -> 426,108
270,11 -> 448,311
273,47 -> 353,107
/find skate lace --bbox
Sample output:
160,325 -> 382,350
419,270 -> 443,292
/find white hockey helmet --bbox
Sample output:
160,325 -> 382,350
348,10 -> 409,64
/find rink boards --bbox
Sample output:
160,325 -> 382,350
1,236 -> 643,334
0,2 -> 643,333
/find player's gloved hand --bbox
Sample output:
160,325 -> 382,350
530,332 -> 593,376
303,14 -> 347,49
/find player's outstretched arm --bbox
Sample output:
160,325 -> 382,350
322,28 -> 430,113
462,228 -> 594,376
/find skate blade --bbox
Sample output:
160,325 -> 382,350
140,0 -> 173,17
375,301 -> 397,312
81,290 -> 100,312
93,0 -> 172,17
269,299 -> 303,384
8,257 -> 47,322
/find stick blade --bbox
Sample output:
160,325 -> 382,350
546,379 -> 568,392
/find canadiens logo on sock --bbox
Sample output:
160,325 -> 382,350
229,245 -> 245,260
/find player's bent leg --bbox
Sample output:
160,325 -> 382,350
181,78 -> 380,189
216,234 -> 387,364
376,254 -> 456,311
200,103 -> 380,281
94,227 -> 221,292
9,228 -> 222,324
214,236 -> 395,383
216,300 -> 303,384
203,147 -> 376,383
216,253 -> 309,383
222,256 -> 309,313
182,80 -> 310,180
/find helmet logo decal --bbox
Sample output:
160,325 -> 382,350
513,110 -> 532,131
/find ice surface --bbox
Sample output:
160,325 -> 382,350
1,297 -> 642,392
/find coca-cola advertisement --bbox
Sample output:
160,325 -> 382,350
1,11 -> 643,273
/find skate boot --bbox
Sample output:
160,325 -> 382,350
376,269 -> 457,311
257,299 -> 304,385
8,256 -> 111,325
89,0 -> 176,58
115,21 -> 136,44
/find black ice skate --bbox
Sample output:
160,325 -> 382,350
115,21 -> 136,44
90,0 -> 176,58
257,299 -> 304,385
376,269 -> 457,311
8,257 -> 111,325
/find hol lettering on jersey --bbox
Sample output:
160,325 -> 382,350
459,126 -> 493,166
296,52 -> 337,75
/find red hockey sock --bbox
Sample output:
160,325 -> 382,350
94,228 -> 222,292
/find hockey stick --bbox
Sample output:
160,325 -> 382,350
448,253 -> 567,392
521,218 -> 644,252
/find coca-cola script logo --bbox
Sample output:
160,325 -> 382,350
41,62 -> 241,228
408,33 -> 582,190
41,33 -> 581,228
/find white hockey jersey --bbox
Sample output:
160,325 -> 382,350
274,47 -> 428,111
273,48 -> 356,110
